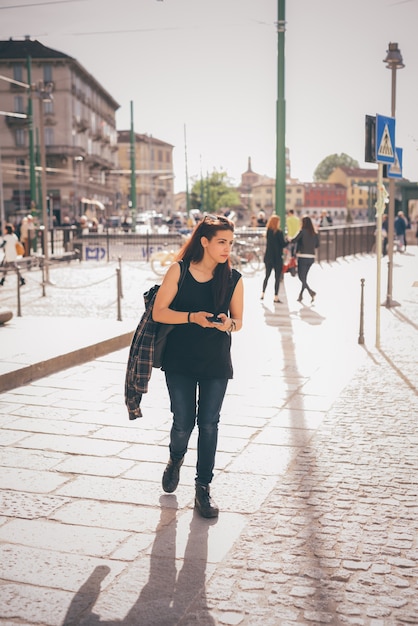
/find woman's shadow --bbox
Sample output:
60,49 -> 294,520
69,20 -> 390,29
62,497 -> 216,625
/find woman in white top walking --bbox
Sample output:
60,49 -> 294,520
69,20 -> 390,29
0,223 -> 25,286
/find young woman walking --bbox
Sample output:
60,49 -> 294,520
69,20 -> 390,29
291,215 -> 319,303
261,214 -> 286,303
0,223 -> 25,286
152,215 -> 243,518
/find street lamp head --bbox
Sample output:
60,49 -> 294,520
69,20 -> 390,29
383,42 -> 405,70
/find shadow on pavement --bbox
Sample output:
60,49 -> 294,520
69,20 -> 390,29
260,280 -> 336,618
377,347 -> 417,396
62,502 -> 216,626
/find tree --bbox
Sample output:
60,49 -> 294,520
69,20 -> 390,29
191,170 -> 240,214
313,153 -> 359,181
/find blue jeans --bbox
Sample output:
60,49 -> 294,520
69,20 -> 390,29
165,373 -> 228,485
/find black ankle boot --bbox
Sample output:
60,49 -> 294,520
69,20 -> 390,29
162,456 -> 184,493
0,277 -> 5,286
195,483 -> 219,518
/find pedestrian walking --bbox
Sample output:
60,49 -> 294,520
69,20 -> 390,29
260,214 -> 286,303
0,223 -> 25,286
256,210 -> 267,227
152,214 -> 243,518
395,211 -> 407,251
290,215 -> 319,303
285,209 -> 300,258
382,213 -> 389,256
19,214 -> 35,256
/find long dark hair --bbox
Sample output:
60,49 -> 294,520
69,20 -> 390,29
301,215 -> 316,235
175,214 -> 235,309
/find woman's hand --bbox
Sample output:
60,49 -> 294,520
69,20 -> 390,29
191,311 -> 231,331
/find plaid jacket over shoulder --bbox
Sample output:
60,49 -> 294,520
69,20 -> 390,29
124,285 -> 159,419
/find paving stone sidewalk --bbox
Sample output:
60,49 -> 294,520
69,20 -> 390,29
185,344 -> 418,626
0,249 -> 417,626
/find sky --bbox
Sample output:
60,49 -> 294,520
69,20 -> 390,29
1,0 -> 418,193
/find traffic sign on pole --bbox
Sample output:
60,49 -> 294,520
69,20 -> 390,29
375,114 -> 395,164
387,147 -> 403,179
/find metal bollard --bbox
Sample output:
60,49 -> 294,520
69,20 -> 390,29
358,278 -> 365,345
118,256 -> 123,299
116,267 -> 122,321
41,257 -> 46,297
16,269 -> 22,317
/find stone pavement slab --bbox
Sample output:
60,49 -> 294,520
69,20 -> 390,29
0,248 -> 417,625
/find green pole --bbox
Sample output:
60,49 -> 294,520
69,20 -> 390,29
184,123 -> 190,215
26,56 -> 37,217
35,128 -> 41,213
275,0 -> 286,227
129,100 -> 137,232
206,172 -> 211,213
200,159 -> 204,213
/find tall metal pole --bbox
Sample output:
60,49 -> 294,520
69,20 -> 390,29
385,65 -> 397,308
384,42 -> 404,308
0,139 -> 5,230
129,100 -> 137,232
26,56 -> 37,217
375,163 -> 387,348
184,123 -> 190,215
275,0 -> 286,227
38,93 -> 50,282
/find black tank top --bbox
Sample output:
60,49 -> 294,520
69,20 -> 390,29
162,268 -> 240,379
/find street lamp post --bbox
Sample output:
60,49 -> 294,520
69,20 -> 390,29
37,81 -> 53,283
383,42 -> 404,308
275,0 -> 286,228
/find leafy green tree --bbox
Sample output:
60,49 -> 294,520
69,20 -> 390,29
314,153 -> 359,181
191,170 -> 240,214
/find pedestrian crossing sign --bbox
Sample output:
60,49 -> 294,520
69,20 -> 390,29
376,114 -> 396,164
387,147 -> 403,179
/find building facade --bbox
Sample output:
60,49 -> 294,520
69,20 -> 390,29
327,166 -> 378,221
0,37 -> 120,226
116,131 -> 174,222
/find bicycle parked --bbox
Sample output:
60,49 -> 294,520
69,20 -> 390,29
232,238 -> 263,274
150,248 -> 179,276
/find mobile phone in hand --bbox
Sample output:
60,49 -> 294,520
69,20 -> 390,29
207,315 -> 222,323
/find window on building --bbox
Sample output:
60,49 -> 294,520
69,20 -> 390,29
15,129 -> 25,147
14,96 -> 24,113
43,64 -> 53,83
45,128 -> 54,146
44,99 -> 54,114
74,100 -> 81,119
16,158 -> 26,177
13,63 -> 23,83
